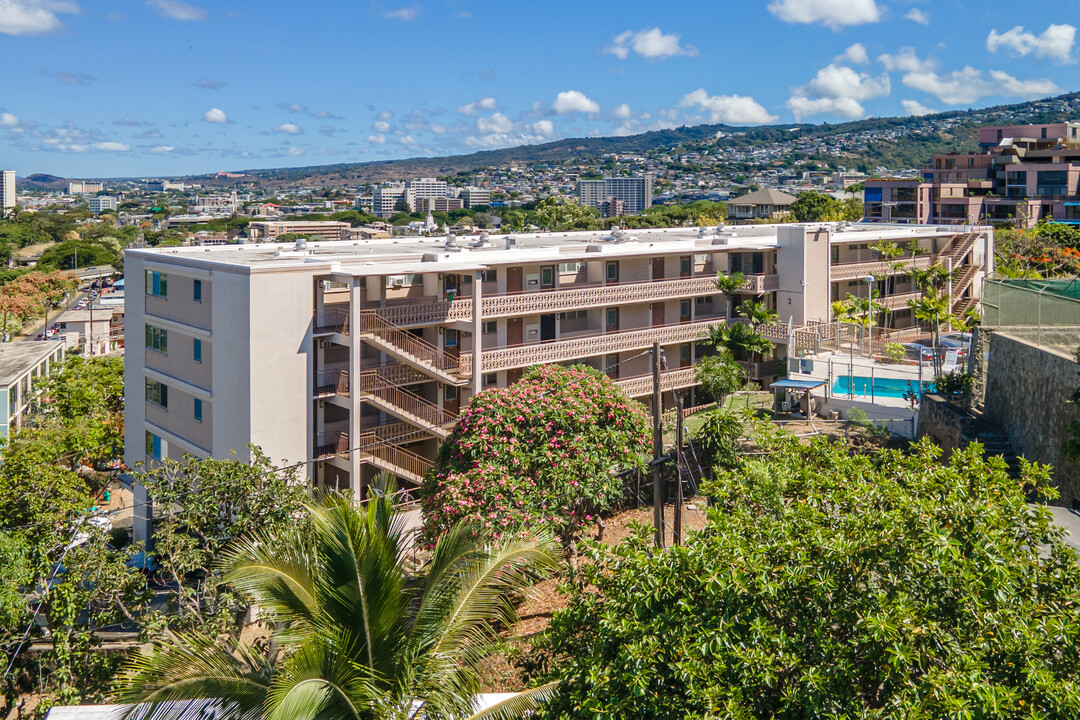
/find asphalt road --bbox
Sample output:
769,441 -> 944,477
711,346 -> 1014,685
20,290 -> 87,342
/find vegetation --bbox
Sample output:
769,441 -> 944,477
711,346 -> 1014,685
117,492 -> 561,720
527,437 -> 1080,719
791,191 -> 862,222
421,365 -> 650,547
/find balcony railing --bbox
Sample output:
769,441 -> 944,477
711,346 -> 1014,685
880,292 -> 920,310
613,367 -> 698,397
356,311 -> 465,381
375,275 -> 726,327
831,256 -> 934,281
314,431 -> 349,459
314,369 -> 349,398
355,431 -> 432,484
738,359 -> 781,380
357,369 -> 457,433
462,319 -> 720,374
733,273 -> 779,294
314,308 -> 349,335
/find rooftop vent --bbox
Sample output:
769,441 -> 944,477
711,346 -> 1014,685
295,236 -> 307,251
505,236 -> 518,249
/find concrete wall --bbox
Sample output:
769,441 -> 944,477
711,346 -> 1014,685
984,330 -> 1080,506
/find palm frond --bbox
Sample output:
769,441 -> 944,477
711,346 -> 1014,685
464,683 -> 561,720
115,633 -> 272,720
264,635 -> 387,720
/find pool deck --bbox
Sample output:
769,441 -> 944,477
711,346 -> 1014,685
791,351 -> 957,410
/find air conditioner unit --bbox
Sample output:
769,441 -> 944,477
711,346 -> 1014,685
389,275 -> 407,287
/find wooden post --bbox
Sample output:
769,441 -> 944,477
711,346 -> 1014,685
673,395 -> 684,546
652,342 -> 664,549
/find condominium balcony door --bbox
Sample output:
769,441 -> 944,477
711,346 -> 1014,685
506,267 -> 523,293
652,302 -> 665,327
507,317 -> 523,346
652,257 -> 665,281
540,314 -> 556,342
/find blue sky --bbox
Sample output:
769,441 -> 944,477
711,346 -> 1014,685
1,0 -> 1077,177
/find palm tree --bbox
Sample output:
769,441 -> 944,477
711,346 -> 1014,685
736,300 -> 779,331
713,271 -> 745,321
908,290 -> 953,377
704,320 -> 773,364
116,492 -> 560,720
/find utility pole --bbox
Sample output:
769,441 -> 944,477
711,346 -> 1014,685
651,342 -> 664,549
673,393 -> 684,545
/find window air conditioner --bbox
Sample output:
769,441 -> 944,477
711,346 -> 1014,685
389,275 -> 407,287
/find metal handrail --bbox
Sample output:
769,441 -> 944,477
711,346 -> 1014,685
314,308 -> 350,335
314,431 -> 349,458
355,431 -> 432,482
358,369 -> 458,428
314,369 -> 349,396
357,311 -> 462,373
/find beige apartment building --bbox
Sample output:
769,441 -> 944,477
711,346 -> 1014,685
125,222 -> 993,541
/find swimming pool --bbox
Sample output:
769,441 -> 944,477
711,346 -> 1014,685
832,375 -> 935,399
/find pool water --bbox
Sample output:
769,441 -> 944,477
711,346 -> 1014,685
832,376 -> 936,399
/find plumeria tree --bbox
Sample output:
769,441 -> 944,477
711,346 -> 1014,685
420,364 -> 650,547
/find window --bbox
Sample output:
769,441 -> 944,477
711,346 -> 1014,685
541,266 -> 555,288
557,262 -> 585,273
193,397 -> 203,422
444,329 -> 458,347
145,431 -> 168,460
695,296 -> 713,305
483,373 -> 498,387
193,338 -> 202,362
680,300 -> 692,318
445,385 -> 458,401
694,253 -> 710,264
482,321 -> 497,335
558,310 -> 587,320
680,256 -> 692,276
481,269 -> 497,283
145,380 -> 168,409
145,324 -> 168,353
145,270 -> 167,298
606,308 -> 619,331
8,385 -> 16,416
606,261 -> 619,283
193,279 -> 202,303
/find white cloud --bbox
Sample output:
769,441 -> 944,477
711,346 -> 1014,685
376,110 -> 393,121
905,8 -> 929,25
834,43 -> 868,65
273,122 -> 303,135
372,120 -> 391,132
604,27 -> 698,60
382,5 -> 419,21
878,47 -> 937,73
145,0 -> 206,21
456,97 -> 497,117
476,112 -> 514,135
286,146 -> 305,156
278,102 -> 307,113
987,24 -> 1076,64
533,119 -> 554,137
367,134 -> 387,144
767,0 -> 880,30
0,0 -> 80,36
203,107 -> 228,124
93,141 -> 129,151
902,66 -> 1061,105
786,62 -> 890,120
149,145 -> 175,154
552,90 -> 600,114
679,89 -> 779,124
195,77 -> 226,90
0,112 -> 18,127
901,99 -> 936,116
613,103 -> 632,120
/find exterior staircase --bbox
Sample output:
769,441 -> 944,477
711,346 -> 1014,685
355,431 -> 432,485
357,310 -> 469,385
966,419 -> 1022,479
356,369 -> 457,439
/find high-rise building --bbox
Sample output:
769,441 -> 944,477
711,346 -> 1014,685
459,187 -> 491,208
404,177 -> 449,200
372,184 -> 406,218
599,196 -> 625,218
124,222 -> 993,543
0,171 -> 14,213
68,180 -> 104,195
88,196 -> 117,214
576,174 -> 653,215
864,121 -> 1080,227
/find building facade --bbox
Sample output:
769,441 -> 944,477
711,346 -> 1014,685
728,188 -> 797,220
864,122 -> 1080,227
88,196 -> 117,214
576,175 -> 653,215
247,220 -> 350,242
0,341 -> 66,438
459,186 -> 491,208
68,180 -> 104,195
125,222 -> 993,542
0,170 -> 13,213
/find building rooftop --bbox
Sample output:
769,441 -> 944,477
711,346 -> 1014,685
0,340 -> 64,387
126,222 -> 981,276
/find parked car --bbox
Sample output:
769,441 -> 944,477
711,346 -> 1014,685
942,331 -> 972,345
902,342 -> 937,362
937,337 -> 967,359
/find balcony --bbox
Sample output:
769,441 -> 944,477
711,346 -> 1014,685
314,369 -> 349,398
314,431 -> 349,460
831,256 -> 934,282
733,273 -> 779,294
314,308 -> 349,335
613,367 -> 698,397
375,276 -> 730,327
880,292 -> 920,310
738,359 -> 781,380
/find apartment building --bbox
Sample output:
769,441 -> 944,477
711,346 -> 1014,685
415,196 -> 464,213
864,121 -> 1080,227
0,170 -> 13,213
68,180 -> 104,194
459,186 -> 491,208
88,196 -> 117,214
576,175 -> 653,215
372,184 -> 406,218
125,221 -> 992,542
0,340 -> 66,438
247,220 -> 350,242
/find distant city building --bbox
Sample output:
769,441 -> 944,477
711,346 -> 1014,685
575,175 -> 653,215
87,196 -> 117,214
599,196 -> 625,218
372,184 -> 406,218
0,341 -> 65,438
727,188 -> 797,221
147,180 -> 185,192
190,193 -> 239,214
354,195 -> 374,213
247,220 -> 350,242
459,186 -> 490,208
414,196 -> 464,213
0,170 -> 14,213
864,122 -> 1080,227
405,177 -> 449,201
68,180 -> 104,194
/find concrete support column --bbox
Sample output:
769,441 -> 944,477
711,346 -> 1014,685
349,278 -> 363,498
472,270 -> 483,395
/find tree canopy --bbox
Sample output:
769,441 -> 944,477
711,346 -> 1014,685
528,436 -> 1080,719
